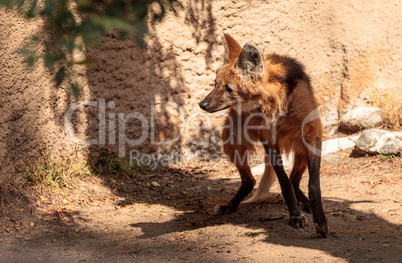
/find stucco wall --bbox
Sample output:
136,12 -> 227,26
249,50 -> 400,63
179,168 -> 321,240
1,0 -> 401,183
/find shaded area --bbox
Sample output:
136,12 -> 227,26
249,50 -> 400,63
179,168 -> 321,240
1,177 -> 401,262
79,0 -> 219,162
1,150 -> 401,262
185,0 -> 217,69
0,0 -> 219,189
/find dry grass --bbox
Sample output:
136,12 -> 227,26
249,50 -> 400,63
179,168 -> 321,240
368,88 -> 402,130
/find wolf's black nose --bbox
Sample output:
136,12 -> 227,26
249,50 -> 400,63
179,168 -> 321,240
199,101 -> 208,110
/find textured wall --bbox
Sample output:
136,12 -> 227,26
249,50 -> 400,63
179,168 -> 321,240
1,0 -> 401,183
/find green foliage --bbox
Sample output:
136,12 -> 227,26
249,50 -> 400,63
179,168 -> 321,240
379,154 -> 400,162
96,153 -> 142,178
28,143 -> 93,189
0,0 -> 181,97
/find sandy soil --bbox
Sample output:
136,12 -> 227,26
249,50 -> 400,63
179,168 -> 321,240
0,149 -> 401,263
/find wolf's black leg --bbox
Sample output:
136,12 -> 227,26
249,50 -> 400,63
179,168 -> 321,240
264,144 -> 306,228
289,153 -> 310,213
217,165 -> 255,215
308,151 -> 328,237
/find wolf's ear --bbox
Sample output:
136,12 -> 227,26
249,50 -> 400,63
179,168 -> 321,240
235,42 -> 265,79
222,32 -> 242,64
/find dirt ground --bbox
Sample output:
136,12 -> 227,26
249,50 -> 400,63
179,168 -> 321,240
0,149 -> 401,263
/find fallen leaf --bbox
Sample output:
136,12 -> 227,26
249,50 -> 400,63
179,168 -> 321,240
151,181 -> 160,187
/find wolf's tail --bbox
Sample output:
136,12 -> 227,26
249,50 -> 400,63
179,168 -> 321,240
242,163 -> 275,203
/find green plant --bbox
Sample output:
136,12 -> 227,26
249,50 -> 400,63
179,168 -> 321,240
0,0 -> 181,97
28,143 -> 93,189
96,153 -> 142,178
379,154 -> 400,163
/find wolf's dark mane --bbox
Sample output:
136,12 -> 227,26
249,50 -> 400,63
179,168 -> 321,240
266,54 -> 311,94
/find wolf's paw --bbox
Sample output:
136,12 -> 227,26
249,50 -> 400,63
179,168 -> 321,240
216,205 -> 236,215
315,221 -> 328,238
289,214 -> 307,229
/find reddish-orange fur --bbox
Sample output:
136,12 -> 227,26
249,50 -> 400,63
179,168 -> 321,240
199,33 -> 328,237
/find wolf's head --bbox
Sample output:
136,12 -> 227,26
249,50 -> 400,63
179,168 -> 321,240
199,33 -> 266,113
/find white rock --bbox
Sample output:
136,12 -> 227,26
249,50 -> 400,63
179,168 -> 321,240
340,107 -> 382,132
356,129 -> 402,155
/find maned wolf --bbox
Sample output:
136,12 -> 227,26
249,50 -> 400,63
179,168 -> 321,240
199,33 -> 328,237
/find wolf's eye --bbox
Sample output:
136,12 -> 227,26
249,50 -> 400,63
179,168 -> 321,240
225,85 -> 233,93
